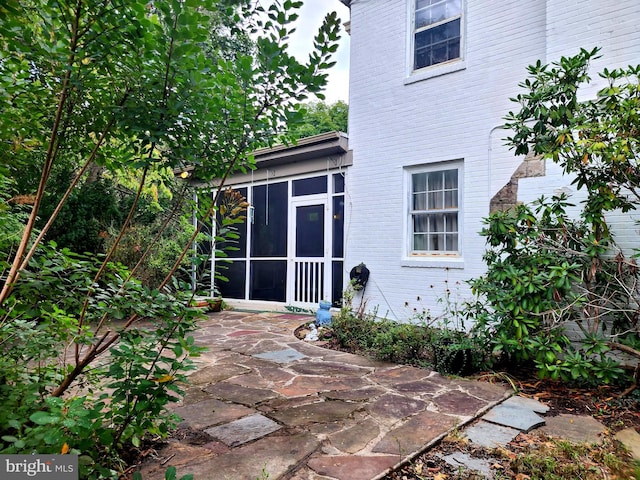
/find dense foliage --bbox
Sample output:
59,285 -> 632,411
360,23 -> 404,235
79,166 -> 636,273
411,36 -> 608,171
331,285 -> 485,376
470,48 -> 640,386
288,100 -> 348,138
0,0 -> 342,477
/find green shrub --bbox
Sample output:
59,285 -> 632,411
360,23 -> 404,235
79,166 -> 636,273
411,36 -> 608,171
331,285 -> 486,375
0,244 -> 203,478
469,195 -> 631,385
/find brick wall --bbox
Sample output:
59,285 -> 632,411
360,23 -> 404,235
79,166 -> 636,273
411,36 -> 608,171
345,0 -> 640,321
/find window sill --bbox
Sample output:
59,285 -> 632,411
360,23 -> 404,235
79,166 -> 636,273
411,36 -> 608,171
404,60 -> 466,86
401,256 -> 465,269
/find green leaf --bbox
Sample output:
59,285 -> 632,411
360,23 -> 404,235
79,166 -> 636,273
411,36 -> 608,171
29,411 -> 57,425
165,466 -> 177,480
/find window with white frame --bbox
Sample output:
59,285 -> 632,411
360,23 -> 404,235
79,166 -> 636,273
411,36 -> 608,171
409,166 -> 460,255
413,0 -> 463,71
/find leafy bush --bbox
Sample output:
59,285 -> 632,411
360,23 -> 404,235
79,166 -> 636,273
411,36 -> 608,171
0,244 -> 203,478
467,48 -> 640,386
331,285 -> 485,375
469,195 -> 632,384
106,214 -> 200,288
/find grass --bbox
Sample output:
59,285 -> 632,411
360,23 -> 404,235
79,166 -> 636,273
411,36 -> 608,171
496,434 -> 638,480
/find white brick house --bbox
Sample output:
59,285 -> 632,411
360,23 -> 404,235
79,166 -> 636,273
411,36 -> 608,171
340,0 -> 640,321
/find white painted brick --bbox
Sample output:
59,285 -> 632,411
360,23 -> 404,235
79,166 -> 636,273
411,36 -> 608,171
345,0 -> 640,320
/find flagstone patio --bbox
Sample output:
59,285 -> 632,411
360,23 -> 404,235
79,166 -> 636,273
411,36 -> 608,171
137,310 -> 510,480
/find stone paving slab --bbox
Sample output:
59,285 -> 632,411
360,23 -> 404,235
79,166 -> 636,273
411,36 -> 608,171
186,432 -> 321,480
464,419 -> 521,448
203,381 -> 280,406
227,329 -> 262,337
454,379 -> 511,402
329,418 -> 380,454
367,394 -> 428,425
439,451 -> 494,478
224,372 -> 275,389
307,455 -> 399,480
253,348 -> 307,363
322,386 -> 387,402
369,365 -> 431,385
288,466 -> 340,479
482,400 -> 545,432
204,413 -> 281,447
392,379 -> 447,396
615,427 -> 640,460
180,386 -> 214,406
502,395 -> 550,413
432,389 -> 493,417
139,444 -> 215,479
138,311 -> 513,480
321,352 -> 395,368
541,413 -> 607,444
173,398 -> 253,430
276,375 -> 370,397
270,399 -> 360,427
372,410 -> 459,455
290,360 -> 372,377
186,364 -> 250,385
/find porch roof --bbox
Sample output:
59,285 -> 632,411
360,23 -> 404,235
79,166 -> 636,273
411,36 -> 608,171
225,130 -> 351,185
251,131 -> 349,168
175,131 -> 351,186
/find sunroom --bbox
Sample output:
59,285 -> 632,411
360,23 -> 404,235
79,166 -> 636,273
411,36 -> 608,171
197,131 -> 351,311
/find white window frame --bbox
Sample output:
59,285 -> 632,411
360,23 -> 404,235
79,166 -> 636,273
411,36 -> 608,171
403,161 -> 463,268
406,0 -> 466,83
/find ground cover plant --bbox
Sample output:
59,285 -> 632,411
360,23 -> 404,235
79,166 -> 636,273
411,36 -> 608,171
0,0 -> 342,477
324,284 -> 486,376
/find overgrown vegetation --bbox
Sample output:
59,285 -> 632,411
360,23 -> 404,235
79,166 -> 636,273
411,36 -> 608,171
389,430 -> 639,480
0,0 -> 342,477
333,49 -> 640,391
0,245 -> 204,478
503,436 -> 636,480
330,285 -> 486,376
470,48 -> 640,387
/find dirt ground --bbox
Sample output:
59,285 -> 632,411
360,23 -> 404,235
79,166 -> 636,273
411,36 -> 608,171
385,369 -> 640,479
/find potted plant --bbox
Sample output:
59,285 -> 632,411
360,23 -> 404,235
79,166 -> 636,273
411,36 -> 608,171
207,296 -> 223,312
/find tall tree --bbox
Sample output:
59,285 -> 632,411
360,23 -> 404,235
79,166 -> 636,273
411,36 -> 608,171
0,0 -> 342,472
289,100 -> 348,138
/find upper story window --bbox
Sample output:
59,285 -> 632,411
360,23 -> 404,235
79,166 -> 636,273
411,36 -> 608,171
413,0 -> 463,70
409,166 -> 460,255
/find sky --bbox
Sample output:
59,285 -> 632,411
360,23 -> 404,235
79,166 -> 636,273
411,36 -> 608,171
284,0 -> 351,104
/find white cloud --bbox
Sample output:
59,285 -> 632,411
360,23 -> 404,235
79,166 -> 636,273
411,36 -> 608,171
255,0 -> 350,104
285,0 -> 350,104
